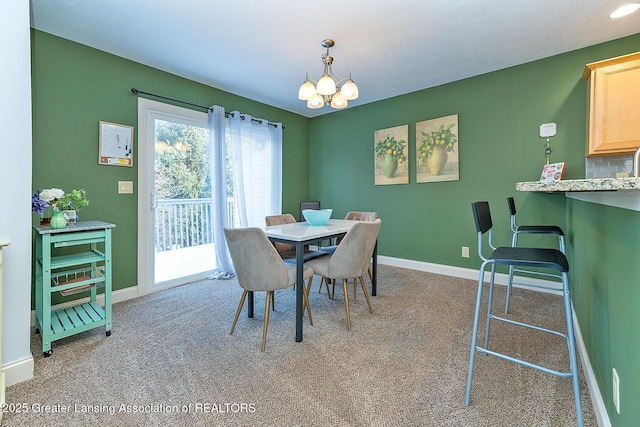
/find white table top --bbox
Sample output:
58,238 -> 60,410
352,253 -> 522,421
264,219 -> 357,242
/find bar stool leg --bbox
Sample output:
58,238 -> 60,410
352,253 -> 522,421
465,260 -> 490,407
562,272 -> 584,427
483,263 -> 497,350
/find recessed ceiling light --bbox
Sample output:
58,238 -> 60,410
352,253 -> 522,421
609,3 -> 640,18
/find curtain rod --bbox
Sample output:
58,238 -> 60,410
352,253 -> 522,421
131,88 -> 283,129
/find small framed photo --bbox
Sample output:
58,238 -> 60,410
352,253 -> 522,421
99,121 -> 134,167
540,162 -> 565,182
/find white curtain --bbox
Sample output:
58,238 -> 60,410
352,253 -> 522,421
228,111 -> 282,227
208,107 -> 283,278
208,105 -> 234,279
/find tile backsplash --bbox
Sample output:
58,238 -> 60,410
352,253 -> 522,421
585,153 -> 634,178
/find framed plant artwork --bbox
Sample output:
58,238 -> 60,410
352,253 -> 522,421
374,124 -> 409,185
416,114 -> 459,183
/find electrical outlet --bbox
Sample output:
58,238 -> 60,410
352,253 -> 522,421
462,246 -> 470,258
613,368 -> 620,414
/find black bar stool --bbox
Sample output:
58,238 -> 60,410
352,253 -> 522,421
466,201 -> 583,427
505,196 -> 566,313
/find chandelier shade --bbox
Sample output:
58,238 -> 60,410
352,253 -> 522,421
298,39 -> 359,110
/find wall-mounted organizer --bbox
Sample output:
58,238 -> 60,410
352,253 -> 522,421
33,221 -> 115,357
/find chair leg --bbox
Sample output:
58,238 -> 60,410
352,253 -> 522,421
505,265 -> 515,314
359,276 -> 373,314
304,277 -> 314,326
230,290 -> 248,336
483,263 -> 497,350
353,278 -> 357,304
342,279 -> 351,331
505,232 -> 519,313
466,260 -> 490,406
261,291 -> 273,352
562,272 -> 584,427
272,291 -> 276,311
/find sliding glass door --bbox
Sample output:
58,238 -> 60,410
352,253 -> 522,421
138,99 -> 215,294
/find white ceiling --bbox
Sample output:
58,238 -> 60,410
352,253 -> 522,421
30,0 -> 640,118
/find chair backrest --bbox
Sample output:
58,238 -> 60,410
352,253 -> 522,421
265,214 -> 296,253
506,197 -> 517,216
345,211 -> 378,221
506,197 -> 518,232
471,201 -> 492,234
329,219 -> 381,279
300,201 -> 320,221
223,227 -> 290,292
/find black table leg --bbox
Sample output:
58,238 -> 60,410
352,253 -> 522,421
295,241 -> 304,342
372,240 -> 378,296
247,291 -> 254,318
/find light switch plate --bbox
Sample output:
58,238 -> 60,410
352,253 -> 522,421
539,122 -> 557,138
118,181 -> 134,194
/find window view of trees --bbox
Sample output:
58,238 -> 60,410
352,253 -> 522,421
154,120 -> 214,252
154,120 -> 211,200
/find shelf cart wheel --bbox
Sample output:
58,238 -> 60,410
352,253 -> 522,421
43,350 -> 53,357
106,330 -> 112,337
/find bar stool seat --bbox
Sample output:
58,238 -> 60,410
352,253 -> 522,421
465,201 -> 583,427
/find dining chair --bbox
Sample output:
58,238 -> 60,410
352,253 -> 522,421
466,202 -> 583,426
299,201 -> 321,222
505,196 -> 566,313
320,211 -> 378,301
305,219 -> 381,331
265,214 -> 326,262
224,227 -> 315,352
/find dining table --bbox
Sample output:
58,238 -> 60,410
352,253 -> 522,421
264,219 -> 378,342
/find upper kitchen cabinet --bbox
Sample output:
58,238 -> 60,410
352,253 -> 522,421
583,52 -> 640,157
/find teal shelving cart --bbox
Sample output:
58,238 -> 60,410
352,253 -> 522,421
33,221 -> 115,357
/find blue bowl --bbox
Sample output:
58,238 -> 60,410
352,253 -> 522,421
302,209 -> 332,226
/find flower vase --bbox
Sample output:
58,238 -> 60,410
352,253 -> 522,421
50,210 -> 67,229
381,154 -> 398,178
427,145 -> 448,176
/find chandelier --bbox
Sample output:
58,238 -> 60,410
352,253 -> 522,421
298,39 -> 359,109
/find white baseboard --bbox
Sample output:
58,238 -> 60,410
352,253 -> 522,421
378,255 -> 607,426
377,255 -> 562,293
3,356 -> 34,387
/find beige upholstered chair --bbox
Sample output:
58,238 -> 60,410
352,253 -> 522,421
320,211 -> 378,300
224,227 -> 314,351
305,219 -> 381,331
265,214 -> 326,262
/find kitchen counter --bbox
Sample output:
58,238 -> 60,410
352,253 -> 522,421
516,178 -> 640,211
516,177 -> 640,192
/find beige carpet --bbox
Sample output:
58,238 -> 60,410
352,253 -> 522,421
5,266 -> 596,426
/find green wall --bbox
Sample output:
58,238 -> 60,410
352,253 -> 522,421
567,198 -> 640,426
31,30 -> 311,296
308,33 -> 640,426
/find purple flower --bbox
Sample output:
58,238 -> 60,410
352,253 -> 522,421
32,192 -> 49,214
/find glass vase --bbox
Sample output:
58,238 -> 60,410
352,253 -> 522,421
50,210 -> 67,229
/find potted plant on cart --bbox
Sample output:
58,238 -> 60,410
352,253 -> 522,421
58,189 -> 90,225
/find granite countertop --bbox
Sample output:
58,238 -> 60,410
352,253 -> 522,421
516,178 -> 640,192
33,220 -> 116,235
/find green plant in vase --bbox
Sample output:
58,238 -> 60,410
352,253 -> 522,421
375,135 -> 406,178
58,189 -> 90,224
418,124 -> 457,175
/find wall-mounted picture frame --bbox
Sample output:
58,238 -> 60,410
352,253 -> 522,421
374,124 -> 409,185
416,114 -> 459,183
99,121 -> 134,167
